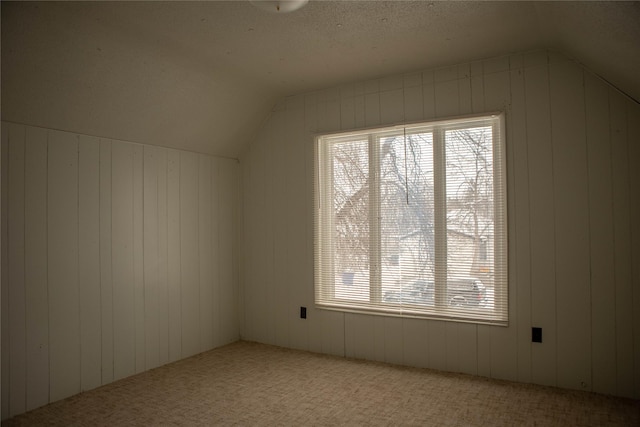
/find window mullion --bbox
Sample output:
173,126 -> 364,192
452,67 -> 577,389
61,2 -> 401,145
369,135 -> 381,303
433,127 -> 447,308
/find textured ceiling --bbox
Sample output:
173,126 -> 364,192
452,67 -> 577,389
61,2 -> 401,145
2,1 -> 639,157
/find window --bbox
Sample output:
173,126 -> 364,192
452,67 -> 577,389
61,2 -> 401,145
314,114 -> 507,325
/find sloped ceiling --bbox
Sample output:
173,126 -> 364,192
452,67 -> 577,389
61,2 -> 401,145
2,1 -> 639,158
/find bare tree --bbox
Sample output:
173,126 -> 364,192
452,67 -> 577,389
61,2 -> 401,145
332,134 -> 435,277
332,141 -> 370,273
445,127 -> 494,277
330,125 -> 494,285
379,134 -> 435,277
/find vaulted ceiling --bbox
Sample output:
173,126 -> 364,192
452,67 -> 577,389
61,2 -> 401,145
2,1 -> 639,158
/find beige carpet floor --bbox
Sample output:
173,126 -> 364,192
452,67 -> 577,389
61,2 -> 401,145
2,340 -> 639,426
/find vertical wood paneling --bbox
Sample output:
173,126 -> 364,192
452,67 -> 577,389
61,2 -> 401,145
99,139 -> 114,384
239,153 -> 253,342
306,109 -> 321,345
243,147 -> 260,344
427,321 -> 446,371
219,159 -> 238,344
111,144 -> 135,376
48,130 -> 80,401
340,97 -> 355,130
364,79 -> 379,96
320,310 -> 344,357
218,155 -> 236,344
550,58 -> 591,391
404,84 -> 423,122
256,128 -> 272,343
143,146 -> 160,370
628,102 -> 640,399
402,318 -> 428,368
264,126 -> 277,345
422,70 -> 436,120
24,126 -> 49,410
610,90 -> 634,398
3,123 -> 241,418
435,66 -> 457,85
364,93 -> 381,127
456,324 -> 477,376
383,317 -> 403,365
304,93 -> 318,134
287,109 -> 309,351
458,65 -> 472,115
272,116 -> 290,348
483,56 -> 509,75
111,141 -> 135,381
1,125 -> 9,418
345,313 -> 374,360
78,135 -> 101,391
156,148 -> 170,366
343,315 -> 356,358
470,71 -> 485,114
339,84 -> 355,100
434,79 -> 458,118
167,150 -> 182,361
132,146 -> 145,373
509,61 -> 533,384
326,99 -> 341,132
354,95 -> 366,129
509,53 -> 524,71
243,143 -> 268,344
445,322 -> 460,373
230,159 -> 240,342
403,72 -> 422,88
179,152 -> 200,358
198,156 -> 213,351
8,123 -> 26,416
380,89 -> 404,124
585,72 -> 616,395
237,161 -> 245,342
373,316 -> 385,362
380,75 -> 403,92
315,101 -> 327,134
210,158 -> 222,347
524,60 -> 558,387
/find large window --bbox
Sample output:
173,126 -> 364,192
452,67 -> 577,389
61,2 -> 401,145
314,114 -> 507,325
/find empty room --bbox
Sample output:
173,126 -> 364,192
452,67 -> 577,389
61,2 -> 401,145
1,1 -> 639,425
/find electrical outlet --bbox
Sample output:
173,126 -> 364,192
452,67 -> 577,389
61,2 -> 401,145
532,327 -> 542,343
300,306 -> 307,319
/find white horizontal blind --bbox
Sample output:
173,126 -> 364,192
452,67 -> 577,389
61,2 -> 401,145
314,114 -> 508,325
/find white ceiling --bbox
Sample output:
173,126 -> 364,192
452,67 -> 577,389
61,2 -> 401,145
2,1 -> 639,158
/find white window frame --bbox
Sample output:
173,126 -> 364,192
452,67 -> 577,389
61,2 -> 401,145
314,113 -> 508,326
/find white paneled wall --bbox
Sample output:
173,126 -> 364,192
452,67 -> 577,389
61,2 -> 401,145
0,123 -> 239,418
239,50 -> 640,398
